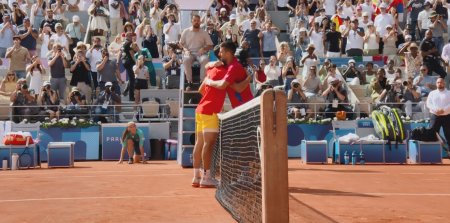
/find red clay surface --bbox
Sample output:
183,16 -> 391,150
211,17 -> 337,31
1,159 -> 450,222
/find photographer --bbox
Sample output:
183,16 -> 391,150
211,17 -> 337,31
162,44 -> 182,84
420,30 -> 447,78
97,49 -> 123,95
323,77 -> 352,119
38,81 -> 60,120
413,64 -> 437,97
70,49 -> 92,103
11,2 -> 27,26
11,83 -> 43,122
429,12 -> 447,55
63,87 -> 88,116
0,14 -> 18,58
288,79 -> 310,119
370,68 -> 388,102
94,82 -> 121,123
402,78 -> 429,119
86,37 -> 103,95
133,55 -> 149,105
342,59 -> 365,84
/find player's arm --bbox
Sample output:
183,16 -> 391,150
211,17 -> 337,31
199,81 -> 206,95
204,78 -> 230,90
230,75 -> 251,93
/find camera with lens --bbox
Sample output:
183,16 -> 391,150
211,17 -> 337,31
167,42 -> 182,54
293,83 -> 300,88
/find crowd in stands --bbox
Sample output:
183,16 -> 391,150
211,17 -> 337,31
0,0 -> 449,122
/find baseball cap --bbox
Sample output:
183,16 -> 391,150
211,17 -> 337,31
105,82 -> 113,87
348,59 -> 356,64
55,23 -> 63,28
362,12 -> 369,17
327,76 -> 340,84
72,15 -> 80,22
229,14 -> 236,20
42,81 -> 51,87
291,79 -> 300,84
71,87 -> 80,92
379,3 -> 388,8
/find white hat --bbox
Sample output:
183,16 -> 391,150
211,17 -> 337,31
327,76 -> 340,84
229,14 -> 236,20
72,15 -> 80,22
379,3 -> 388,9
220,8 -> 227,12
299,27 -> 307,32
291,79 -> 300,84
105,82 -> 113,87
362,12 -> 369,17
42,81 -> 51,87
348,59 -> 356,64
405,34 -> 412,40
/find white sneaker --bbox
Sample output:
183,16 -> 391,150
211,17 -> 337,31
192,177 -> 201,187
200,176 -> 218,188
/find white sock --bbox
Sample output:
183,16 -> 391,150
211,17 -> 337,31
194,168 -> 201,178
204,169 -> 210,178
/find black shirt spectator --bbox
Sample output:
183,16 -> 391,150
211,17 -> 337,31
324,28 -> 341,53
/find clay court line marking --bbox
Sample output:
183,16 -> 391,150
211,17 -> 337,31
294,192 -> 450,196
0,194 -> 200,203
0,173 -> 187,180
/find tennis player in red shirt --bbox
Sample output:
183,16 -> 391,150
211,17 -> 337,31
204,42 -> 254,108
192,45 -> 250,188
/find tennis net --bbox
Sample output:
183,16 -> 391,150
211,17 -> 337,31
211,90 -> 289,223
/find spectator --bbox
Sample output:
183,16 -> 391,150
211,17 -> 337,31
133,55 -> 149,105
51,0 -> 68,25
109,0 -> 124,40
179,14 -> 213,89
374,3 -> 395,54
426,78 -> 450,150
206,22 -> 221,47
308,22 -> 324,58
288,79 -> 310,119
39,23 -> 52,59
31,0 -> 47,30
261,20 -> 280,57
318,58 -> 331,82
282,56 -> 297,92
18,17 -> 38,57
322,77 -> 352,119
359,12 -> 371,30
420,30 -> 447,78
86,37 -> 104,95
235,41 -> 250,68
40,9 -> 57,32
342,0 -> 355,19
11,83 -> 44,122
277,42 -> 293,68
94,81 -> 121,122
342,59 -> 364,84
385,59 -> 397,80
428,12 -> 447,55
70,49 -> 92,103
223,24 -> 239,47
241,19 -> 263,57
323,22 -> 341,58
363,22 -> 379,56
382,25 -> 398,56
370,68 -> 390,101
294,27 -> 309,63
363,62 -> 376,84
50,23 -> 71,51
142,25 -> 160,59
414,64 -> 437,97
135,42 -> 156,87
220,14 -> 239,41
38,81 -> 60,120
6,36 -> 30,79
97,49 -> 123,95
63,87 -> 88,116
252,59 -> 267,94
407,0 -> 424,41
88,0 -> 109,36
0,14 -> 18,58
343,19 -> 364,56
135,18 -> 149,47
66,15 -> 85,59
402,77 -> 429,119
120,32 -> 136,101
162,44 -> 182,80
163,13 -> 181,49
240,11 -> 260,32
27,56 -> 45,96
67,0 -> 80,12
0,71 -> 17,102
300,44 -> 319,76
48,43 -> 69,101
149,0 -> 162,40
399,42 -> 422,78
108,35 -> 123,59
303,65 -> 322,98
264,55 -> 281,87
417,1 -> 432,39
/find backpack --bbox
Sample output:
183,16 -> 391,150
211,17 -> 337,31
410,127 -> 438,142
371,106 -> 405,149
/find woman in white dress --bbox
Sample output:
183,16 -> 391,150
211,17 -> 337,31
31,0 -> 46,29
363,23 -> 379,56
88,0 -> 109,36
135,18 -> 149,48
300,44 -> 319,77
27,56 -> 46,97
39,24 -> 53,59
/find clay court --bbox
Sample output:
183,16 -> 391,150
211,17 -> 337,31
1,159 -> 450,223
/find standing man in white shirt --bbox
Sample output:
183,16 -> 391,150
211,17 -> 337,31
86,37 -> 103,98
343,19 -> 364,56
417,1 -> 433,40
426,78 -> 450,149
361,0 -> 375,19
163,13 -> 181,54
374,3 -> 394,55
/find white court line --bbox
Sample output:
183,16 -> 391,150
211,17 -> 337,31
0,173 -> 187,180
294,192 -> 450,196
0,194 -> 200,203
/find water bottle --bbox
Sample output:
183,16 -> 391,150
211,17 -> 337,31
344,151 -> 350,165
167,146 -> 171,160
143,153 -> 147,162
359,151 -> 365,165
11,153 -> 19,170
351,151 -> 357,165
2,159 -> 7,170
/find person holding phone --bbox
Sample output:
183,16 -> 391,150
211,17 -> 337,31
132,55 -> 149,105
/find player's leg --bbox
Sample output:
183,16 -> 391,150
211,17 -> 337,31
192,113 -> 205,187
127,139 -> 134,164
200,114 -> 220,188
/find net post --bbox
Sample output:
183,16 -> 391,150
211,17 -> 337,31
260,89 -> 289,223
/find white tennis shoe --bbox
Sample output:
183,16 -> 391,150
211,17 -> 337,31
192,177 -> 201,187
200,176 -> 218,188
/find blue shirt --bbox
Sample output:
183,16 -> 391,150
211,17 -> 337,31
0,23 -> 17,48
18,28 -> 38,50
262,30 -> 278,52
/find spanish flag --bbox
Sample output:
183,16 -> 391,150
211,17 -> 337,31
331,15 -> 343,32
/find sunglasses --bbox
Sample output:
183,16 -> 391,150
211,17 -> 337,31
7,73 -> 15,76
